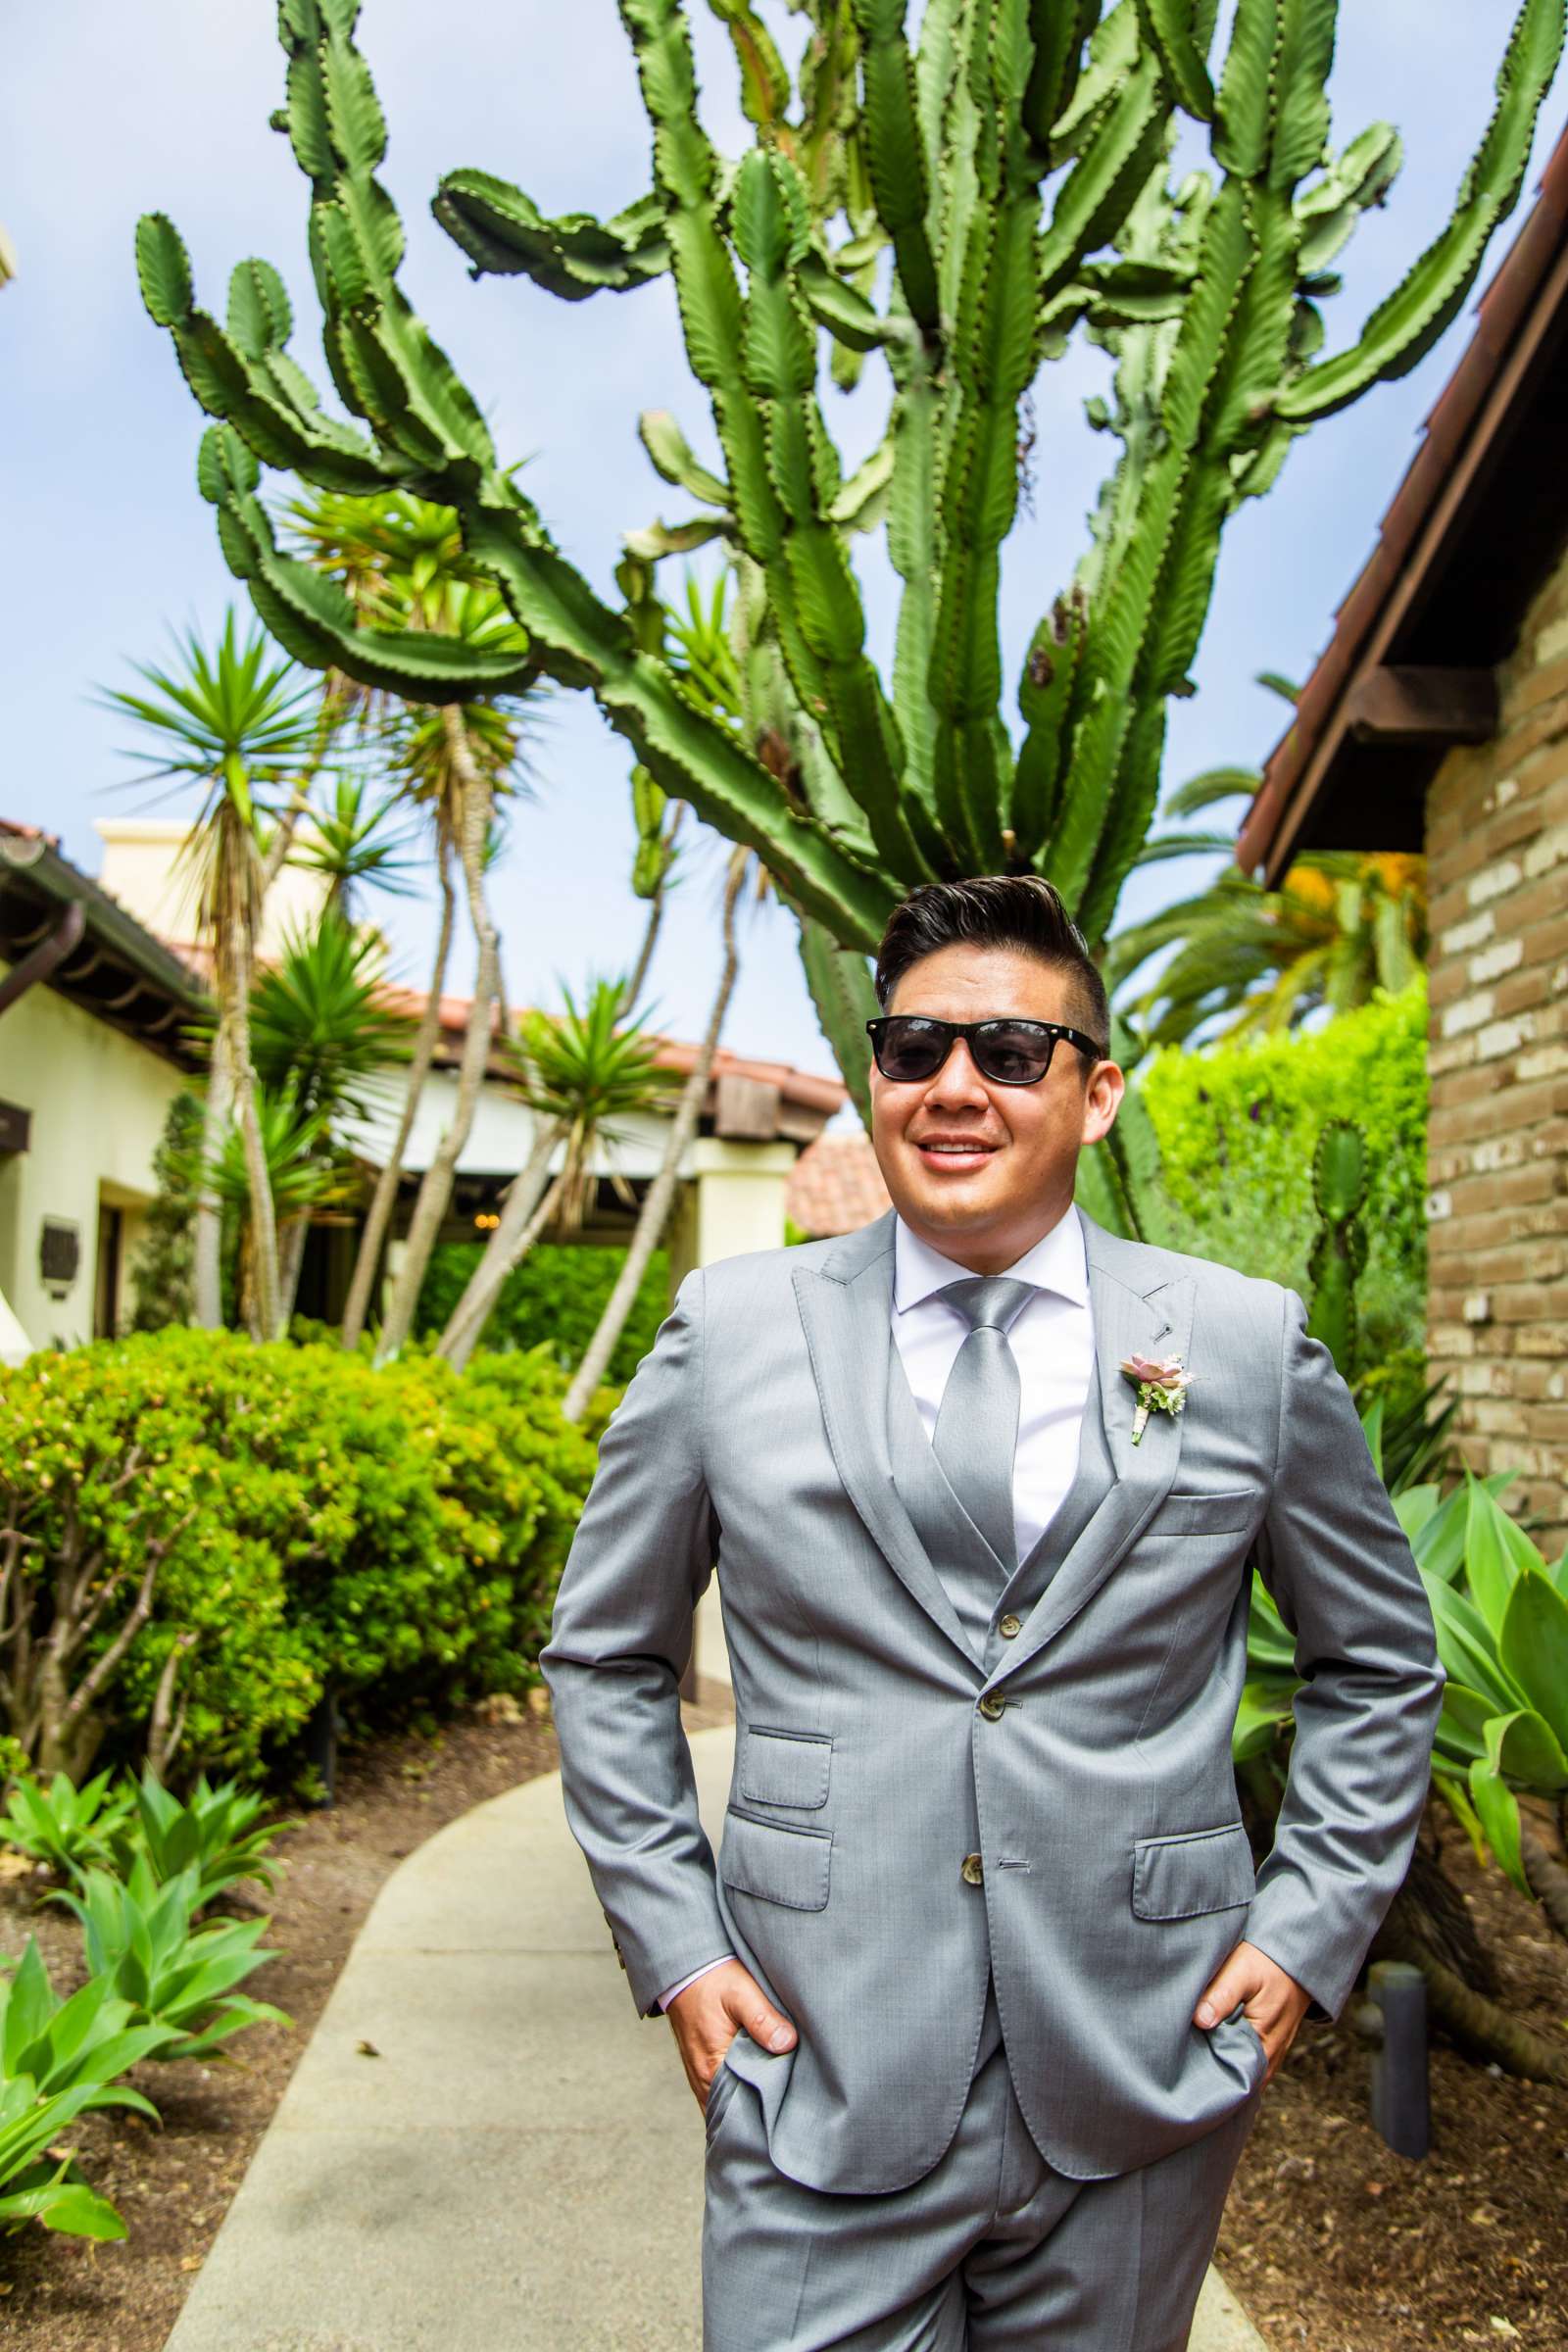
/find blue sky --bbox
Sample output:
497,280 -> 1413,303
4,4 -> 1561,1128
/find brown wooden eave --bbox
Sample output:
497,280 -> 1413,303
1238,120 -> 1568,888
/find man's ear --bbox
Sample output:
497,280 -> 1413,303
1081,1059 -> 1125,1146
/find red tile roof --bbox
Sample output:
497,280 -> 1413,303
786,1130 -> 890,1236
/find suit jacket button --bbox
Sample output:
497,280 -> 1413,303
960,1851 -> 984,1886
998,1613 -> 1022,1639
978,1692 -> 1006,1719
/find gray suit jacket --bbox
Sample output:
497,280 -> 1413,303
539,1207 -> 1444,2192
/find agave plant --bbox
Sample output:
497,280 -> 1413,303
0,1939 -> 173,2240
1,1769 -> 134,1883
104,1770 -> 296,1914
47,1858 -> 292,2064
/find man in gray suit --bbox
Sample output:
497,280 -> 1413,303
540,874 -> 1444,2349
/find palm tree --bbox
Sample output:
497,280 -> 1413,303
1107,755 -> 1427,1046
289,771 -> 424,923
245,911 -> 417,1320
101,612 -> 340,1337
284,489 -> 543,1357
435,976 -> 682,1372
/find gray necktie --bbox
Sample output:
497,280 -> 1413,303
932,1275 -> 1036,1573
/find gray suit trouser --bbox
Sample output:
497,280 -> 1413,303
701,1973 -> 1262,2350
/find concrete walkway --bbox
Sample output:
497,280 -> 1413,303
165,1725 -> 1267,2352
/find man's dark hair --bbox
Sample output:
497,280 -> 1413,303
873,874 -> 1110,1054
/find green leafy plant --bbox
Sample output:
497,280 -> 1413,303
1,1770 -> 135,1881
0,1939 -> 172,2241
47,1859 -> 291,2064
2,1938 -> 177,2101
105,1770 -> 296,1912
133,0 -> 1564,1172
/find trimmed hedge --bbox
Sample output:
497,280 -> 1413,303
414,1241 -> 671,1386
0,1328 -> 600,1786
1138,982 -> 1428,1373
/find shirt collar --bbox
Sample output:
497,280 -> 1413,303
892,1201 -> 1090,1315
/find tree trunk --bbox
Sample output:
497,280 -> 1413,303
561,850 -> 747,1424
191,1031 -> 233,1328
340,836 -> 458,1350
228,918 -> 282,1343
277,1213 -> 311,1329
376,754 -> 501,1362
621,802 -> 684,1015
435,1114 -> 568,1370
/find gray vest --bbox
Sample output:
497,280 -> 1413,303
885,1335 -> 1112,1677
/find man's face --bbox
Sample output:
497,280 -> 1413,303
868,942 -> 1124,1273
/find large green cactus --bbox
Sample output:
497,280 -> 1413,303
136,0 -> 1563,1002
1304,1115 -> 1370,1377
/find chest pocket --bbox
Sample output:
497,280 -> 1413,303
738,1725 -> 832,1810
1144,1488 -> 1255,1539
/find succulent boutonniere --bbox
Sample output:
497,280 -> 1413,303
1120,1353 -> 1193,1446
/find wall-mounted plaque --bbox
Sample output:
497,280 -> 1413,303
39,1218 -> 80,1291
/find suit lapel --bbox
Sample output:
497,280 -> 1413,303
981,1212 -> 1194,1692
791,1209 -> 981,1676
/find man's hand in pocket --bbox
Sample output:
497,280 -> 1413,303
667,1959 -> 797,2112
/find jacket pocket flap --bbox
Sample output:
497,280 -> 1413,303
721,1806 -> 831,1911
1132,1822 -> 1255,1920
1145,1488 -> 1255,1538
739,1725 -> 832,1810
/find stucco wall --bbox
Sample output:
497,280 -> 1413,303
0,964 -> 185,1353
1426,539 -> 1568,1548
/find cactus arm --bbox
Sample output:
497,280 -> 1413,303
1295,123 -> 1402,277
1023,0 -> 1102,151
793,903 -> 879,1134
849,0 -> 942,332
730,146 -> 931,883
1037,51 -> 1167,302
637,410 -> 732,507
1042,174 -> 1251,914
709,0 -> 793,129
1304,1118 -> 1370,1377
1133,0 -> 1214,123
1276,0 -> 1565,423
1268,0 -> 1336,192
432,172 -> 670,295
1011,590 -> 1087,862
464,493 -> 894,945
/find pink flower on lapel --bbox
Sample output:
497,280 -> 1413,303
1120,1353 -> 1192,1446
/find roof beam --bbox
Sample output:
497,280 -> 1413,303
1345,664 -> 1499,747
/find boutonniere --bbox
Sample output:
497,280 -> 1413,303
1120,1353 -> 1193,1446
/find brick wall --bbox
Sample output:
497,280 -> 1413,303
1426,539 -> 1568,1550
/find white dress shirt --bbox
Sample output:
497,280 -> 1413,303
657,1201 -> 1097,2012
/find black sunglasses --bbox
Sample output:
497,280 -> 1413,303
865,1014 -> 1106,1087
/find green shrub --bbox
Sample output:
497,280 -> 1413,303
414,1240 -> 670,1386
1139,981 -> 1428,1372
0,1329 -> 600,1785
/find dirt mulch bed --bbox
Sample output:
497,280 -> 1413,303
0,1680 -> 735,2351
1220,1804 -> 1568,2352
2,1708 -> 1563,2350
